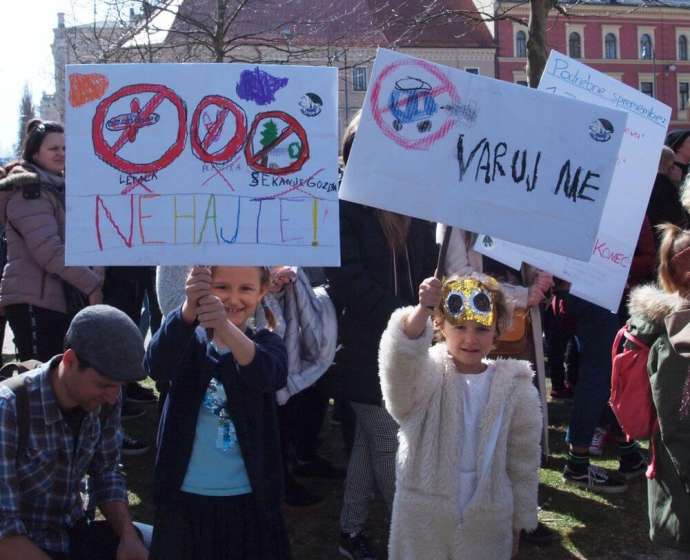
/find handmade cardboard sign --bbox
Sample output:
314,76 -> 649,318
65,63 -> 339,265
475,51 -> 671,312
339,49 -> 627,261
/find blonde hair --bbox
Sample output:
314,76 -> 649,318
433,273 -> 512,340
657,224 -> 690,293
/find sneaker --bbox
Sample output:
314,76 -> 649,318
283,477 -> 323,507
588,427 -> 609,456
293,455 -> 346,479
121,434 -> 150,456
619,453 -> 647,480
339,531 -> 377,560
563,463 -> 628,494
521,521 -> 559,545
126,382 -> 157,404
550,387 -> 573,400
121,402 -> 146,421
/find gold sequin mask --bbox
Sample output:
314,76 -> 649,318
441,278 -> 495,327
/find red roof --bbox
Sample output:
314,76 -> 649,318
168,0 -> 494,50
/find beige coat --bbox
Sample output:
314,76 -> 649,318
0,166 -> 102,313
437,223 -> 550,455
379,307 -> 542,560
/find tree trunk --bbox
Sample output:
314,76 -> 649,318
527,0 -> 553,87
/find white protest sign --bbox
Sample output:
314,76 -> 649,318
65,63 -> 339,265
339,48 -> 627,261
475,51 -> 671,312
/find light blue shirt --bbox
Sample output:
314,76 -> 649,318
181,377 -> 252,496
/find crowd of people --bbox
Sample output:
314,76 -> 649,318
0,112 -> 687,560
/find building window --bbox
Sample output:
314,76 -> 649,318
516,30 -> 527,57
516,80 -> 528,86
353,67 -> 367,91
569,32 -> 582,59
680,82 -> 689,110
680,35 -> 689,61
465,68 -> 479,75
640,34 -> 653,59
640,81 -> 654,97
605,33 -> 617,59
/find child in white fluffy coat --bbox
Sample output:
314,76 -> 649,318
379,274 -> 542,560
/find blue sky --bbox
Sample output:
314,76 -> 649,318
0,1 -> 93,158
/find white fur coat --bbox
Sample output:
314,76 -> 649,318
379,307 -> 542,560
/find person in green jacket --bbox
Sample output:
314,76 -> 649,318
627,223 -> 690,556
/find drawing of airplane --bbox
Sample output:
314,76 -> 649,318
106,97 -> 160,141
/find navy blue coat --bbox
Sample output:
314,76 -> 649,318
145,307 -> 288,521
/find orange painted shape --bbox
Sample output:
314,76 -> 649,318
69,73 -> 109,107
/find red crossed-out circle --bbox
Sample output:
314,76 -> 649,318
244,111 -> 309,176
370,59 -> 460,150
92,83 -> 187,175
190,95 -> 247,164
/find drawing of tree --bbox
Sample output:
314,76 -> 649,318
259,119 -> 278,167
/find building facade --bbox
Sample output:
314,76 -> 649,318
495,0 -> 690,129
44,0 -> 496,135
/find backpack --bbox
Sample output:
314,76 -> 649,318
609,326 -> 656,440
609,326 -> 660,478
0,361 -> 41,456
0,361 -> 112,459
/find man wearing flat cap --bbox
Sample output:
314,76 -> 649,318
0,305 -> 148,560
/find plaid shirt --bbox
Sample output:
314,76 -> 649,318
0,358 -> 126,553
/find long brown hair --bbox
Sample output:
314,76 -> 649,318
375,210 -> 411,255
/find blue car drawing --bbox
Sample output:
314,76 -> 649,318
389,77 -> 437,133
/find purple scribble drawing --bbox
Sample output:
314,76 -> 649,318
236,67 -> 289,105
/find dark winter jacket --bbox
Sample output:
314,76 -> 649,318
628,285 -> 690,552
628,216 -> 656,289
647,174 -> 688,242
325,201 -> 437,405
145,308 -> 288,522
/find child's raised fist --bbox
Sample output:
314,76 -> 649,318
181,266 -> 213,323
196,293 -> 227,331
419,276 -> 443,312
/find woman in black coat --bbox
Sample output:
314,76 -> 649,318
326,111 -> 437,557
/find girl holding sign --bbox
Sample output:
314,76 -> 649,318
378,274 -> 542,559
145,265 -> 291,560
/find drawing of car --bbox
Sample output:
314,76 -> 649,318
389,77 -> 437,133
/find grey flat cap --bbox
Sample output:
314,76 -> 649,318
65,304 -> 146,382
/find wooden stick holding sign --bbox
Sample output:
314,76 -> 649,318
425,225 -> 453,311
435,225 -> 453,280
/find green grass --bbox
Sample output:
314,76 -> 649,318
120,380 -> 656,559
